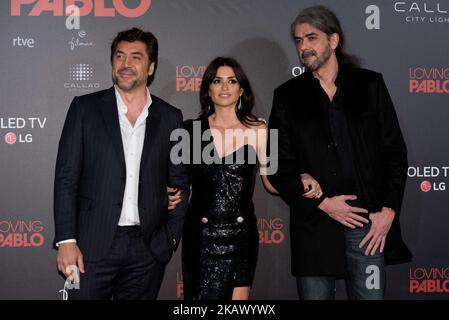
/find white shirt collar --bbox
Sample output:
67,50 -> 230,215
114,86 -> 152,115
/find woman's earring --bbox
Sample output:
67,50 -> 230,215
237,96 -> 242,111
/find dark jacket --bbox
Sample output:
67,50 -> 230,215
53,87 -> 190,263
268,66 -> 412,276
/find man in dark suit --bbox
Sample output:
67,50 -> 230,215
54,28 -> 189,300
268,6 -> 412,299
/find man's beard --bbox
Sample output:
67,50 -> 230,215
113,67 -> 143,91
300,45 -> 332,72
113,76 -> 139,91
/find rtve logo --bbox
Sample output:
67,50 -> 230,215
12,36 -> 35,48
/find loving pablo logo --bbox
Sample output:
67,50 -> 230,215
176,65 -> 205,92
11,0 -> 152,17
410,267 -> 449,293
0,220 -> 45,247
409,67 -> 449,94
258,217 -> 285,245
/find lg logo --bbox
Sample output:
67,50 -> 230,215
365,5 -> 380,30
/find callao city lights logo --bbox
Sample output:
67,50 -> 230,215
409,67 -> 449,94
258,217 -> 285,245
0,220 -> 45,247
410,267 -> 449,293
393,1 -> 449,24
176,65 -> 205,92
408,166 -> 447,193
1,117 -> 47,145
64,63 -> 100,92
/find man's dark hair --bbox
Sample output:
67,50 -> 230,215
291,5 -> 360,67
111,27 -> 158,86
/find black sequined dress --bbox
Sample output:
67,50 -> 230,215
182,118 -> 259,300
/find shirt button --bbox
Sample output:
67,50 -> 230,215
201,217 -> 208,224
328,142 -> 337,149
237,216 -> 244,223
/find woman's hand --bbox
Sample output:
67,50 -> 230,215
300,173 -> 323,199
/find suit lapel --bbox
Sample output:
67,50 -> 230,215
100,87 -> 126,173
139,95 -> 162,173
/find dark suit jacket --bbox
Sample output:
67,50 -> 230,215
53,86 -> 190,263
268,66 -> 412,276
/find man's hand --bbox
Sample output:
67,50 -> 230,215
359,207 -> 395,256
318,195 -> 369,229
57,243 -> 85,282
167,186 -> 182,210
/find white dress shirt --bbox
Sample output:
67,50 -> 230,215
116,86 -> 152,226
56,86 -> 152,246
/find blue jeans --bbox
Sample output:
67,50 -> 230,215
297,222 -> 386,300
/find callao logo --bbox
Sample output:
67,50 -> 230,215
408,166 -> 447,192
258,217 -> 285,245
11,0 -> 152,17
393,1 -> 449,23
64,63 -> 100,92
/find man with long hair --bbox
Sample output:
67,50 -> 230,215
268,5 -> 412,299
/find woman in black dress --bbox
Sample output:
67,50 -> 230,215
168,57 -> 322,300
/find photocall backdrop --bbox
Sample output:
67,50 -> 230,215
1,0 -> 448,300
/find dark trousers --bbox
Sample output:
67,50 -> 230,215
296,222 -> 386,300
69,226 -> 166,300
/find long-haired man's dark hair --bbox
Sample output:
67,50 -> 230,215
291,5 -> 360,68
199,57 -> 263,127
110,27 -> 158,86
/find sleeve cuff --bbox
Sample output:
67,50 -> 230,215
56,239 -> 77,247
